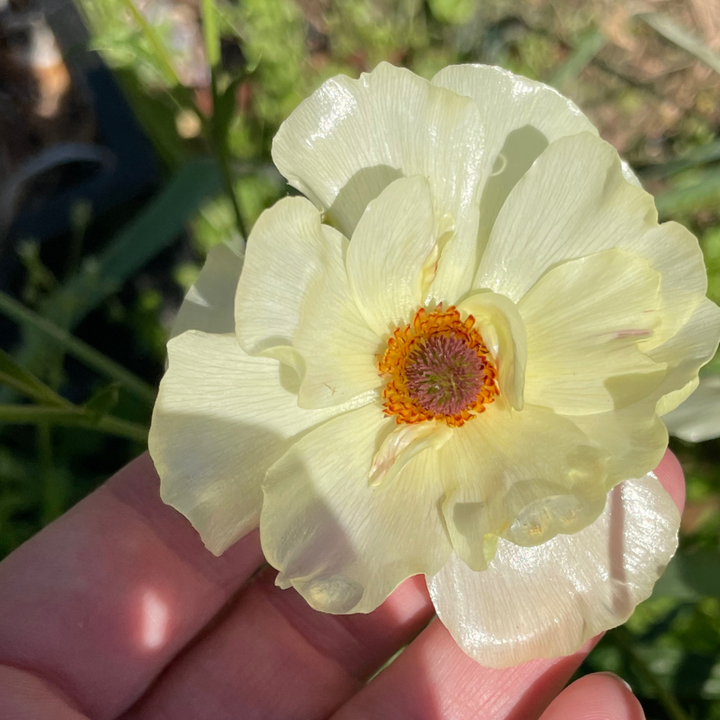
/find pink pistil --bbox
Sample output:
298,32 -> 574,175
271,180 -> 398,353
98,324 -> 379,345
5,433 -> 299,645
404,334 -> 486,415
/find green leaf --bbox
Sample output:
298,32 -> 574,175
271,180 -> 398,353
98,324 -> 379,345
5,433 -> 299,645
83,383 -> 121,422
652,550 -> 720,601
654,168 -> 720,218
0,350 -> 68,407
639,12 -> 720,78
549,29 -> 606,92
12,159 -> 222,385
201,0 -> 221,68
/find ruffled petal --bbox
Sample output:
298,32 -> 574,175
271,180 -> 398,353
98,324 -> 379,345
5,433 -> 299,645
664,375 -> 720,442
261,402 -> 452,614
235,196 -> 382,407
476,133 -> 707,352
171,239 -> 244,338
149,331 -> 367,555
347,176 -> 438,336
272,62 -> 484,302
458,291 -> 527,410
519,248 -> 665,415
572,402 -> 668,489
431,64 -> 598,268
428,473 -> 680,668
235,196 -> 345,370
439,402 -> 608,571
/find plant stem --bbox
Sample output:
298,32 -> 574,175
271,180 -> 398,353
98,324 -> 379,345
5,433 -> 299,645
0,406 -> 149,443
0,291 -> 156,405
210,73 -> 247,241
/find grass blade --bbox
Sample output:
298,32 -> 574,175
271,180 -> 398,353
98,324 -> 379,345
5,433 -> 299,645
0,350 -> 69,408
639,12 -> 720,77
0,405 -> 149,443
201,0 -> 221,68
0,291 -> 156,404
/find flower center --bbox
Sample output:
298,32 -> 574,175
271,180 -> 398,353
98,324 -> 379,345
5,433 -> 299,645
378,306 -> 499,427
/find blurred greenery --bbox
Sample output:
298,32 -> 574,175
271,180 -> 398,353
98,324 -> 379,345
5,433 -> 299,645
2,0 -> 720,717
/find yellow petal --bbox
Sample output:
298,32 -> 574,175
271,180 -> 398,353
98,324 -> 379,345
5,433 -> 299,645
347,176 -> 437,336
149,331 -> 369,555
171,239 -> 244,338
476,133 -> 707,353
438,402 -> 608,570
649,297 -> 720,415
431,64 -> 599,264
428,473 -> 680,668
272,62 -> 484,303
519,248 -> 666,415
236,196 -> 382,408
664,375 -> 720,442
458,291 -> 527,410
261,403 -> 452,614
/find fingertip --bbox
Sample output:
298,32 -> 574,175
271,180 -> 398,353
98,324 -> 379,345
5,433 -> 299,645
654,449 -> 685,514
539,672 -> 645,720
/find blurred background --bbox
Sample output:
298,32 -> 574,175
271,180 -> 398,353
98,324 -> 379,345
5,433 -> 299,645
1,0 -> 720,716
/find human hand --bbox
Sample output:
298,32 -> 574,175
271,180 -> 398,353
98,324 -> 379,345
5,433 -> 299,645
0,451 -> 684,720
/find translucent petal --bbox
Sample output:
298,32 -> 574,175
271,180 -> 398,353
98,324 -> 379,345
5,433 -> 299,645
347,176 -> 437,336
431,64 -> 598,266
519,249 -> 665,415
171,239 -> 244,338
272,62 -> 484,302
149,331 -> 368,555
235,196 -> 346,370
477,133 -> 707,351
428,473 -> 680,668
438,402 -> 608,570
458,291 -> 527,410
649,298 -> 720,415
664,375 -> 720,442
235,196 -> 382,407
261,403 -> 452,614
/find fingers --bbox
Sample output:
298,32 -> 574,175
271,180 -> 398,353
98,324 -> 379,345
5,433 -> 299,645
0,453 -> 264,720
122,566 -> 435,719
539,673 -> 645,720
331,620 -> 601,720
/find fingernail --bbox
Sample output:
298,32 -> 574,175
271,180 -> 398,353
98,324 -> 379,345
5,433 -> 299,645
595,671 -> 633,692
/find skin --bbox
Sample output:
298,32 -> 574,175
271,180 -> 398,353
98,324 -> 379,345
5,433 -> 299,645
0,450 -> 684,720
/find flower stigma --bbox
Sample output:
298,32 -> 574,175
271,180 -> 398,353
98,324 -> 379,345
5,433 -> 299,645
379,306 -> 499,427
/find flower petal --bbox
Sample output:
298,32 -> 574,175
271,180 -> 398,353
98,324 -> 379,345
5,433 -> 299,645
439,402 -> 608,571
431,64 -> 598,266
458,291 -> 527,410
664,375 -> 720,442
649,297 -> 720,415
261,402 -> 452,614
347,176 -> 438,336
235,196 -> 344,370
272,62 -> 484,302
519,248 -> 665,415
149,331 -> 365,555
476,133 -> 707,352
572,402 -> 668,489
171,239 -> 244,338
428,473 -> 680,668
235,196 -> 382,407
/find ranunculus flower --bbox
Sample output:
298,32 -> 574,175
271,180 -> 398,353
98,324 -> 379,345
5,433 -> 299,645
149,63 -> 720,668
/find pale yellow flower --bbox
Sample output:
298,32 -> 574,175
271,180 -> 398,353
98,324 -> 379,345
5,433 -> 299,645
149,63 -> 720,668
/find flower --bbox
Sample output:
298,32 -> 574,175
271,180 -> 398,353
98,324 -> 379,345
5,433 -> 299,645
664,375 -> 720,442
149,63 -> 720,668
